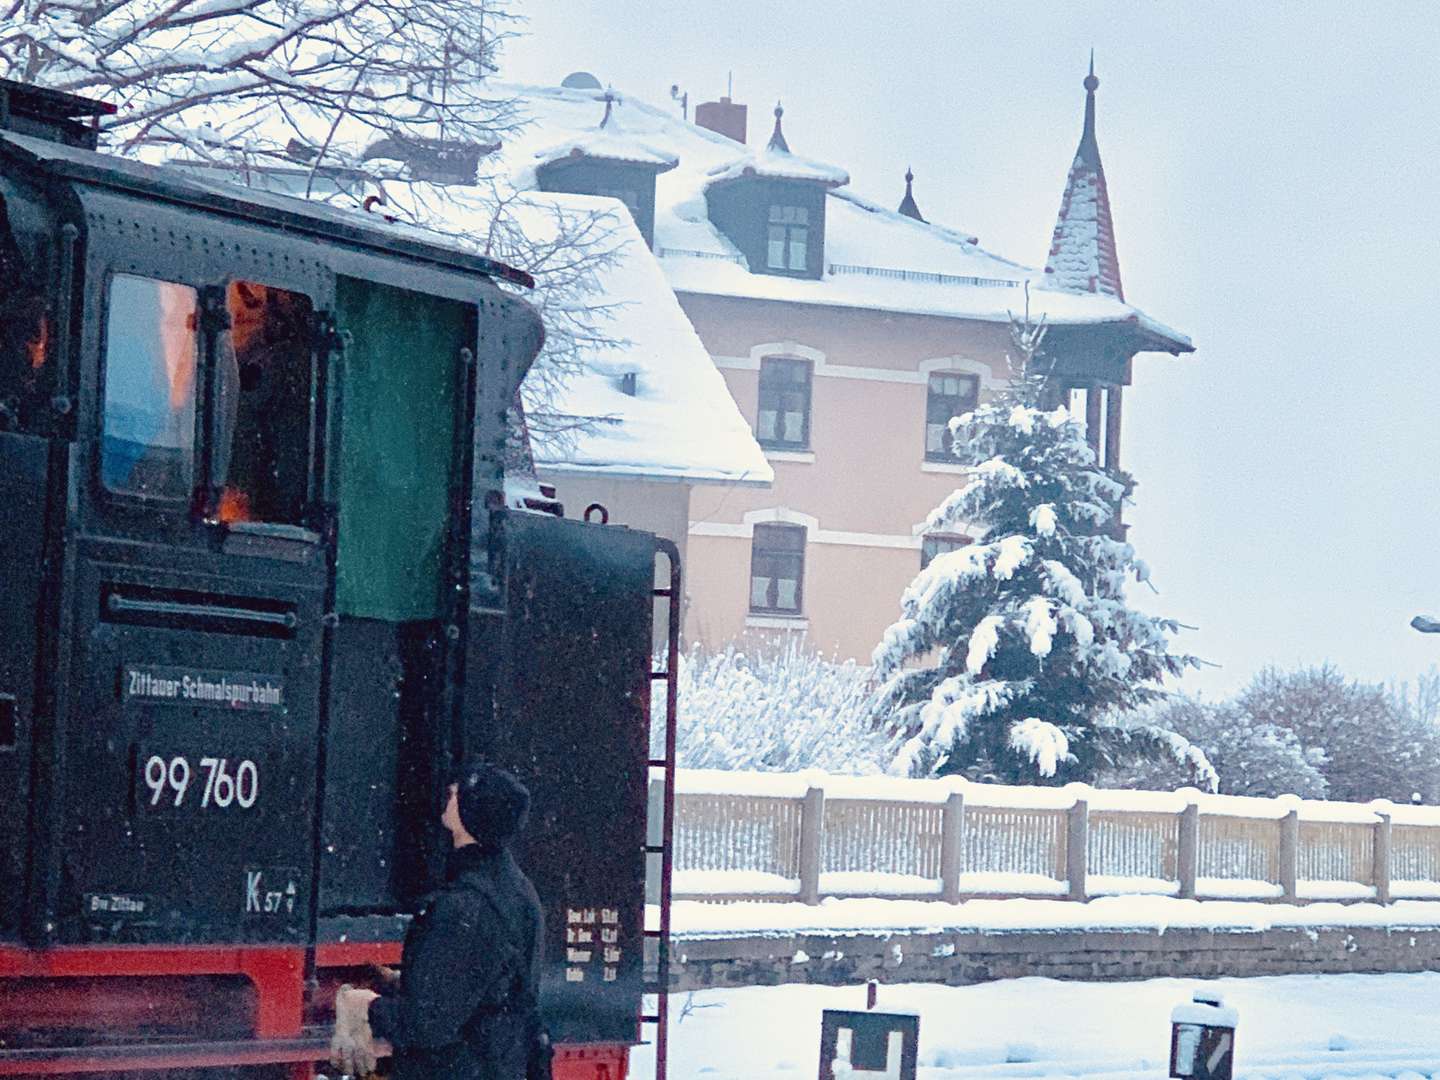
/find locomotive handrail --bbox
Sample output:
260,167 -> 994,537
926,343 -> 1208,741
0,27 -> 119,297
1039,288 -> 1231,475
105,593 -> 298,630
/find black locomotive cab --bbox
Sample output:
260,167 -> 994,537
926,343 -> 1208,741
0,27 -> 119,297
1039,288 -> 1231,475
0,86 -> 544,949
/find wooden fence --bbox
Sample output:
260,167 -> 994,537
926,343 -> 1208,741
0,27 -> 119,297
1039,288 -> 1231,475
663,770 -> 1440,906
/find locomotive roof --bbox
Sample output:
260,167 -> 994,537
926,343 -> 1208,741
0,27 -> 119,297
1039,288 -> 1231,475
0,128 -> 534,289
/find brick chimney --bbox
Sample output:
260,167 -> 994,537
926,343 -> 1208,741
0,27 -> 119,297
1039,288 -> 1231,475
695,96 -> 747,144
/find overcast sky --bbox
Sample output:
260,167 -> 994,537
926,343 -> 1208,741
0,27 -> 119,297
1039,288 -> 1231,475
503,2 -> 1440,701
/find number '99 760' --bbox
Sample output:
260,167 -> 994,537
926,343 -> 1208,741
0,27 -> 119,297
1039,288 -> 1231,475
143,755 -> 258,809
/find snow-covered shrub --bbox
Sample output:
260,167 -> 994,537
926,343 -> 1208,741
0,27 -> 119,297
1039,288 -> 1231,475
1101,696 -> 1325,798
674,643 -> 888,774
1238,665 -> 1440,803
872,304 -> 1200,784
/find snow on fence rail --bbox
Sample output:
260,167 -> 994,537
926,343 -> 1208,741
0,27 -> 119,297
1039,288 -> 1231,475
661,769 -> 1440,906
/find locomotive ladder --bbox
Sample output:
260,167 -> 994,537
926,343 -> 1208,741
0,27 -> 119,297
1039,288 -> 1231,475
641,539 -> 681,1080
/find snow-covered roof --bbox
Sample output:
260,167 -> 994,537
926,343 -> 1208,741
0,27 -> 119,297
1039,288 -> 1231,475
533,131 -> 678,172
702,107 -> 850,189
531,95 -> 680,173
145,79 -> 1188,352
486,82 -> 1189,353
501,191 -> 772,486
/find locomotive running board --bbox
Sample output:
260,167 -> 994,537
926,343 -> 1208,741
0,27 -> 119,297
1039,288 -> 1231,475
0,1034 -> 334,1075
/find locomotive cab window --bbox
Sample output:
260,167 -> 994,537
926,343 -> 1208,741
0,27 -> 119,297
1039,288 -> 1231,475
214,281 -> 315,525
0,194 -> 50,431
101,275 -> 199,500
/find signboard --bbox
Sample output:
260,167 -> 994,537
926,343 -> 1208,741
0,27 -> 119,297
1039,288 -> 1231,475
1170,993 -> 1237,1080
1170,1023 -> 1234,1080
818,1010 -> 919,1080
122,664 -> 286,712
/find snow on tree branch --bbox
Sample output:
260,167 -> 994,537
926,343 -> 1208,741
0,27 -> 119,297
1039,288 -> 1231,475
5,0 -> 627,427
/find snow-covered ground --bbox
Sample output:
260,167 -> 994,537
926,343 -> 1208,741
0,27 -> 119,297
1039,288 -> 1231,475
630,973 -> 1440,1079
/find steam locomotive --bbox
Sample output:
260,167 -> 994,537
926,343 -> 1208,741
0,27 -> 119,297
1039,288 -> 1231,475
0,78 -> 675,1080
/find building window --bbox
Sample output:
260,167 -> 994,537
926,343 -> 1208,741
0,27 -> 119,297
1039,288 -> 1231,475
749,523 -> 806,614
756,357 -> 812,449
767,204 -> 809,272
921,533 -> 970,570
925,372 -> 979,461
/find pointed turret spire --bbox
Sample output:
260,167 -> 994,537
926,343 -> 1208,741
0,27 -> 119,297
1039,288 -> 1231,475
767,101 -> 790,153
1043,54 -> 1124,300
897,166 -> 925,222
1078,50 -> 1100,166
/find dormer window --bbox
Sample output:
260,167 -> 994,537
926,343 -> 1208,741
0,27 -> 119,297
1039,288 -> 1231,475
767,205 -> 809,272
533,93 -> 679,248
702,105 -> 843,280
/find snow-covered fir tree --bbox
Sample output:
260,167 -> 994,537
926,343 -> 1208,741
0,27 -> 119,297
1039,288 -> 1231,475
872,305 -> 1206,784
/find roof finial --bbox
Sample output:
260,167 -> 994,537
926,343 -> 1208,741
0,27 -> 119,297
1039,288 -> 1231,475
1079,54 -> 1099,160
600,86 -> 616,128
768,101 -> 790,153
898,165 -> 924,222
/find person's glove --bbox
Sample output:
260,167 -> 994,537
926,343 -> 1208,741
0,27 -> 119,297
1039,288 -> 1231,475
330,985 -> 380,1077
369,964 -> 401,989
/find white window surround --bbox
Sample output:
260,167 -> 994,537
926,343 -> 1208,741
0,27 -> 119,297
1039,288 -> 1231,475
745,614 -> 810,631
712,342 -> 1003,390
918,356 -> 1003,390
920,460 -> 972,475
690,507 -> 920,550
910,518 -> 988,542
765,449 -> 816,464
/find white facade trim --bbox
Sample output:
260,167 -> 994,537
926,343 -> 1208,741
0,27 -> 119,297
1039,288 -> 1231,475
920,461 -> 972,475
712,346 -> 1003,389
919,355 -> 1005,390
690,508 -> 921,551
817,530 -> 923,550
689,522 -> 754,538
745,614 -> 811,631
742,506 -> 820,531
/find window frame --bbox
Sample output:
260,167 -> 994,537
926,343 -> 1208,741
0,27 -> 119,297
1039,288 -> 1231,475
210,278 -> 320,527
765,203 -> 810,274
920,532 -> 971,570
755,355 -> 813,451
748,522 -> 807,616
97,271 -> 204,506
924,371 -> 980,462
95,269 -> 323,531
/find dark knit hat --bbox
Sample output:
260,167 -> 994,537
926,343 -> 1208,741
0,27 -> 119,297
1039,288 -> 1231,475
451,760 -> 530,846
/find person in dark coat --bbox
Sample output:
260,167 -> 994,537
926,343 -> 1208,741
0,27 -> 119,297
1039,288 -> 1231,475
331,762 -> 548,1080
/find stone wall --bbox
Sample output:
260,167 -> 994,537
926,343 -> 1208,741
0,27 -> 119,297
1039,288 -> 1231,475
671,926 -> 1440,991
